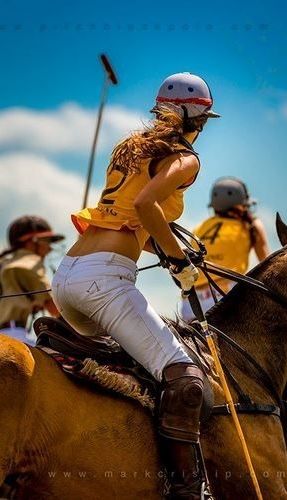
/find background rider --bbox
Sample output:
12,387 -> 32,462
0,215 -> 64,345
179,177 -> 270,321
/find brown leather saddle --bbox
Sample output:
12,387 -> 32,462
33,316 -> 214,421
34,316 -> 159,396
34,316 -> 134,367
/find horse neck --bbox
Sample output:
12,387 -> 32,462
208,285 -> 287,397
12,349 -> 66,468
0,340 -> 42,475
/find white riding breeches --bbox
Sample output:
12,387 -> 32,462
51,252 -> 191,381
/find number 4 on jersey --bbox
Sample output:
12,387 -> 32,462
200,222 -> 223,244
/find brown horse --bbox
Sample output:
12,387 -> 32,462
1,216 -> 287,499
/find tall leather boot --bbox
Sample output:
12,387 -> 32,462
159,362 -> 205,499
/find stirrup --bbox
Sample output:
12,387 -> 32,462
197,441 -> 215,500
200,481 -> 215,500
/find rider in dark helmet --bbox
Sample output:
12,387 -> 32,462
0,215 -> 65,344
180,177 -> 270,321
8,216 -> 64,249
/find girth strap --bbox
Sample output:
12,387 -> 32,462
212,402 -> 281,418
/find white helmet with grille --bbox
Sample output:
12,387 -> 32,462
155,72 -> 220,119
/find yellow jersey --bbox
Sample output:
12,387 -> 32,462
72,143 -> 199,252
193,215 -> 252,289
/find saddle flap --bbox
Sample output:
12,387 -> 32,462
33,317 -> 213,423
33,317 -> 132,365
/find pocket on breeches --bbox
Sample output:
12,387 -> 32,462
67,275 -> 134,318
64,277 -> 110,317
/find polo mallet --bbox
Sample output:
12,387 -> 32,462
186,287 -> 262,499
81,54 -> 118,209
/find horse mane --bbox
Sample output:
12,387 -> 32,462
163,316 -> 216,376
207,245 -> 287,319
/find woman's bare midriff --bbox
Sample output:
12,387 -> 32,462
67,225 -> 141,262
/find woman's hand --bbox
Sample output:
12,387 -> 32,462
168,255 -> 199,292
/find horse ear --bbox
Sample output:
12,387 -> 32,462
276,212 -> 287,247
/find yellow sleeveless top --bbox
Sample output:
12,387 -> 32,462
72,143 -> 199,252
193,215 -> 252,289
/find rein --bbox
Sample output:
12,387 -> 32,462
0,264 -> 162,300
210,322 -> 286,439
152,223 -> 287,428
170,221 -> 287,309
186,321 -> 283,420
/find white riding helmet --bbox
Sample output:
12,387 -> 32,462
154,72 -> 220,119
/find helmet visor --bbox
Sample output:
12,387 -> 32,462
18,230 -> 65,243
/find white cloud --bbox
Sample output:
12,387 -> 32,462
0,103 -> 145,154
0,152 -> 101,251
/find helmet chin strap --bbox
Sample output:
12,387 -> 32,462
182,130 -> 200,145
25,237 -> 45,259
185,119 -> 204,133
29,237 -> 40,257
181,105 -> 206,134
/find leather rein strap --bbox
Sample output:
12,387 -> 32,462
187,321 -> 283,421
152,223 -> 287,427
212,402 -> 281,418
170,221 -> 287,308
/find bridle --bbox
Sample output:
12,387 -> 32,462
152,223 -> 287,439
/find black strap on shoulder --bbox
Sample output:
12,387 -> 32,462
178,136 -> 199,156
148,157 -> 161,179
148,138 -> 198,180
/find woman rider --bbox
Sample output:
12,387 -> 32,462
180,177 -> 270,321
51,72 -> 220,499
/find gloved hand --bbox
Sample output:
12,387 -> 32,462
168,255 -> 199,293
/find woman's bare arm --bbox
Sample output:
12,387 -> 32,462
142,238 -> 156,254
252,218 -> 270,261
134,153 -> 199,259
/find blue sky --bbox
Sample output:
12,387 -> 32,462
0,0 -> 286,313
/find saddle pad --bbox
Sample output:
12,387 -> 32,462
38,346 -> 155,412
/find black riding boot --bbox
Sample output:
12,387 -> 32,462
159,362 -> 205,500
